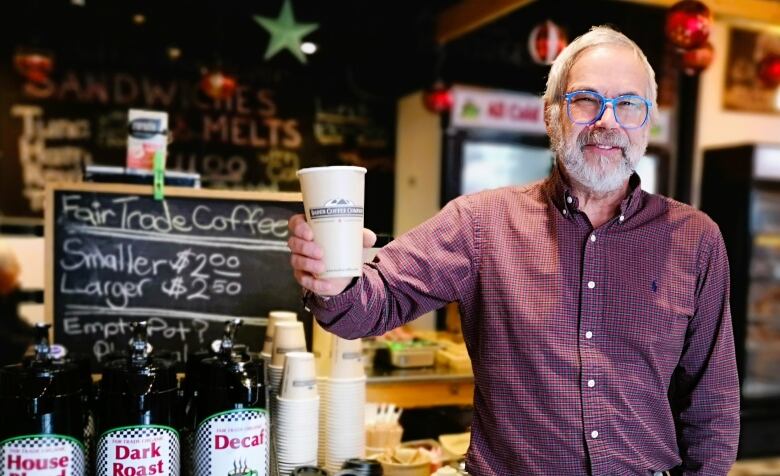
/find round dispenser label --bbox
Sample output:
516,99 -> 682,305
194,409 -> 269,476
1,434 -> 85,476
96,425 -> 179,476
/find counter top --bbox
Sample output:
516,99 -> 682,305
365,365 -> 474,408
367,365 -> 473,384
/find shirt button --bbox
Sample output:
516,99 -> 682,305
587,379 -> 596,388
566,196 -> 573,204
562,209 -> 567,215
591,430 -> 599,439
619,215 -> 625,222
590,234 -> 596,242
585,331 -> 593,339
587,281 -> 595,289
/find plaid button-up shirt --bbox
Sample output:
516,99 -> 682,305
307,167 -> 740,475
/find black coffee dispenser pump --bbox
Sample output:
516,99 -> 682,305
0,323 -> 86,475
196,318 -> 266,416
94,321 -> 180,476
192,319 -> 270,476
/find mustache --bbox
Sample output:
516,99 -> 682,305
577,129 -> 629,150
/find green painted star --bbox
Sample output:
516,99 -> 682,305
254,0 -> 319,64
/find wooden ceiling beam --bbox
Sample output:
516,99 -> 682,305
436,0 -> 780,46
609,0 -> 780,25
435,0 -> 537,45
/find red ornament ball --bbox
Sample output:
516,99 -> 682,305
13,52 -> 54,84
200,70 -> 237,100
681,41 -> 714,75
757,54 -> 780,88
665,0 -> 712,50
528,20 -> 567,65
422,83 -> 452,113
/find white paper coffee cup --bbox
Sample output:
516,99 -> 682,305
272,321 -> 307,367
330,336 -> 364,379
280,351 -> 317,400
297,166 -> 367,279
262,310 -> 298,357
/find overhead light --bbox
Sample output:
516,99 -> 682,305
167,47 -> 182,60
132,14 -> 146,25
301,42 -> 317,55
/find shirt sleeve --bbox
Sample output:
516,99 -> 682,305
304,195 -> 477,339
673,224 -> 740,475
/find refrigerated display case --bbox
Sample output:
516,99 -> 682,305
441,128 -> 551,203
441,86 -> 551,204
701,143 -> 780,458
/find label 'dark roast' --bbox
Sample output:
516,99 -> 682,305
194,409 -> 269,476
96,426 -> 178,476
1,434 -> 85,476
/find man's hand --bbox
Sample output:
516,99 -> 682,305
287,214 -> 377,296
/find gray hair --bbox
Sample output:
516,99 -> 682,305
543,25 -> 658,142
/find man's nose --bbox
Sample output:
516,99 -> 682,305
593,103 -> 620,129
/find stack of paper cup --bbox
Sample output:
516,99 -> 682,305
262,311 -> 298,447
316,375 -> 329,467
324,336 -> 366,474
276,352 -> 319,475
262,310 -> 298,360
270,322 -> 306,413
269,320 -> 306,476
312,319 -> 333,378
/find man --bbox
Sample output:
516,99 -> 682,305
288,26 -> 739,475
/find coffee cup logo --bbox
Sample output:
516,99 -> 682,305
309,198 -> 364,220
227,459 -> 258,476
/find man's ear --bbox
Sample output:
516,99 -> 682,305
543,101 -> 554,136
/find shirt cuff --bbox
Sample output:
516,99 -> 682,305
302,277 -> 360,314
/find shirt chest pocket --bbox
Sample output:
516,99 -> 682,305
605,270 -> 696,356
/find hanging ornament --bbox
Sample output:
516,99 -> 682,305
200,70 -> 237,100
665,1 -> 712,50
422,81 -> 453,114
254,0 -> 319,64
757,54 -> 780,88
13,49 -> 54,84
528,20 -> 567,66
680,41 -> 714,75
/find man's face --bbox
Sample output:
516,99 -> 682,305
554,45 -> 651,193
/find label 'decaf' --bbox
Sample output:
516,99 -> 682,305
1,434 -> 85,476
194,409 -> 269,476
96,425 -> 178,476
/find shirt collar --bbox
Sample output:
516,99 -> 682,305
544,162 -> 645,222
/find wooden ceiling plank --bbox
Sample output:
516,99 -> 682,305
436,0 -> 538,44
609,0 -> 780,25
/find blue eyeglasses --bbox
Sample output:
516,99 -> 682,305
563,90 -> 652,129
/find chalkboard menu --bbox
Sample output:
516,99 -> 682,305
45,182 -> 305,364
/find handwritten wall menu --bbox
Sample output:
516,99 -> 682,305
46,183 -> 305,364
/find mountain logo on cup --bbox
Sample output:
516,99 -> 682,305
309,198 -> 364,220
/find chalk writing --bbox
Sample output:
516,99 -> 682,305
51,186 -> 304,365
11,105 -> 92,211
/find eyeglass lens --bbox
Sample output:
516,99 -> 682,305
567,91 -> 648,128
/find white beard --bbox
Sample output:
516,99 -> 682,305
557,127 -> 646,194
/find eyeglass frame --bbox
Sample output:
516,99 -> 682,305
562,90 -> 652,129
